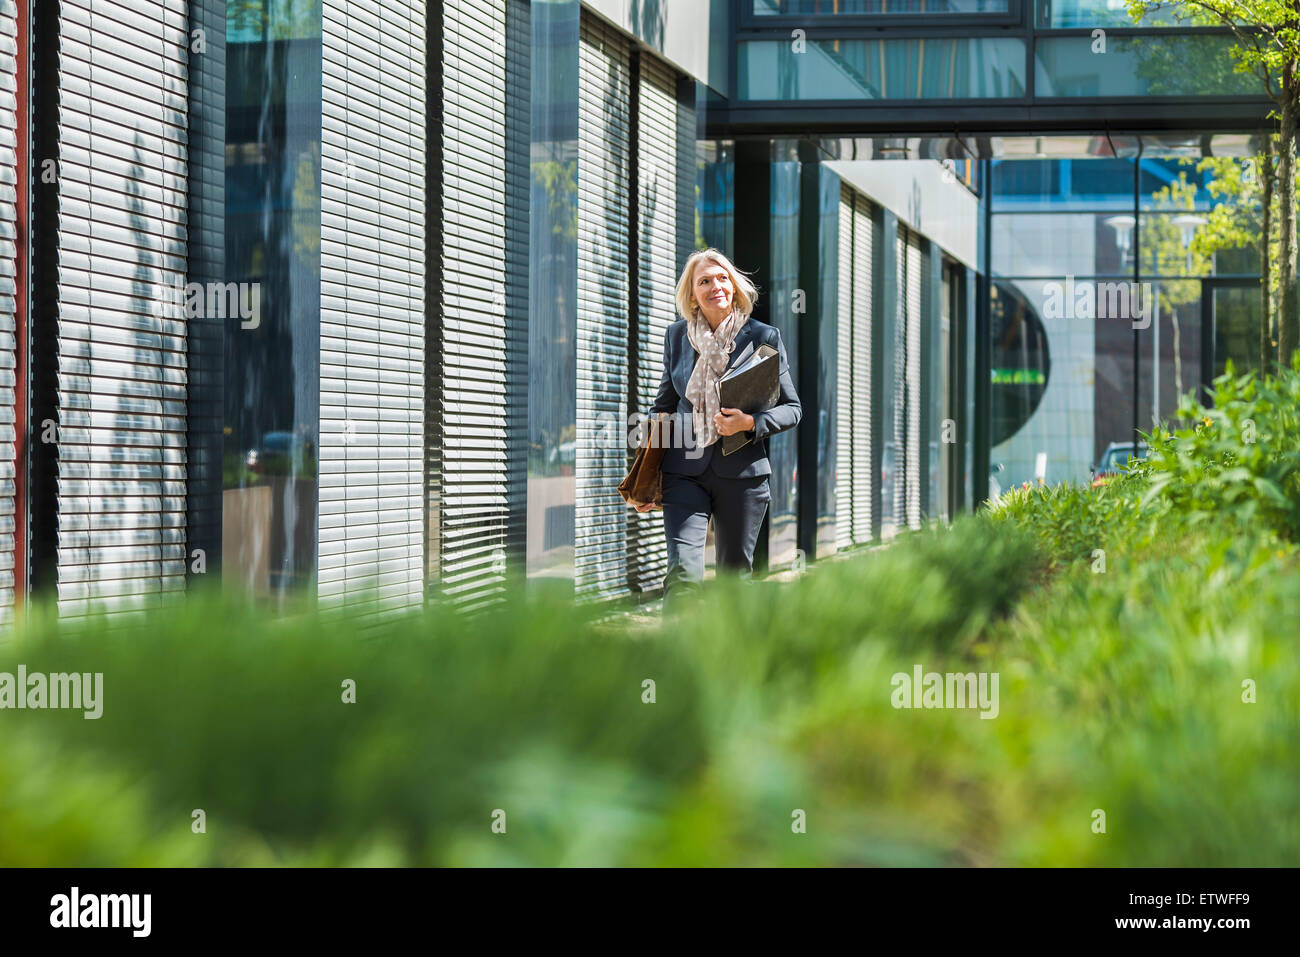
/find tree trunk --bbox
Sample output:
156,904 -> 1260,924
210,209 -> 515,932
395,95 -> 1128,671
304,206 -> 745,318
1278,83 -> 1298,368
1261,139 -> 1275,375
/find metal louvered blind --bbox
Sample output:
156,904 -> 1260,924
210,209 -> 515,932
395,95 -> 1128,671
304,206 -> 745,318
54,0 -> 189,616
502,0 -> 529,587
851,191 -> 873,545
904,228 -> 925,530
432,0 -> 518,609
834,184 -> 853,552
318,0 -> 425,612
576,12 -> 629,601
892,228 -> 907,531
628,53 -> 677,593
834,186 -> 874,550
0,0 -> 16,623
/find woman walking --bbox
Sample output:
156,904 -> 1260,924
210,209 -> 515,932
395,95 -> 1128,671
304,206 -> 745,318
638,249 -> 801,608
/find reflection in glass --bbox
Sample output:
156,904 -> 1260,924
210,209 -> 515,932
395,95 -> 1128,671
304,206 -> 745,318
222,2 -> 323,598
767,156 -> 801,567
528,0 -> 579,578
754,0 -> 1008,12
739,38 -> 1026,100
1038,0 -> 1186,27
815,168 -> 839,555
1213,284 -> 1263,378
1035,35 -> 1257,97
990,282 -> 1051,449
697,141 -> 734,253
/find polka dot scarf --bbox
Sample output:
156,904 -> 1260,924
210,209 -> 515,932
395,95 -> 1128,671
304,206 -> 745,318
685,309 -> 749,450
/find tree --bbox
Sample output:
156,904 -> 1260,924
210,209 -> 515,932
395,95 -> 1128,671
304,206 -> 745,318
1129,0 -> 1299,365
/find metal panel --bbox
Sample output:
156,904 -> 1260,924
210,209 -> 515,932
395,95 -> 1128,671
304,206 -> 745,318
627,53 -> 681,593
184,0 -> 224,585
892,226 -> 907,532
834,186 -> 876,549
52,0 -> 189,617
318,0 -> 425,612
0,0 -> 18,622
851,191 -> 873,545
430,0 -> 527,610
834,184 -> 853,552
576,12 -> 629,601
904,227 -> 925,530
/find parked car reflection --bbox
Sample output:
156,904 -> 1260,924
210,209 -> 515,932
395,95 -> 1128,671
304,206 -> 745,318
1091,442 -> 1148,488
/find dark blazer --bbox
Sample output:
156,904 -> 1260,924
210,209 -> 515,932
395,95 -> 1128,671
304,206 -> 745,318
650,317 -> 802,478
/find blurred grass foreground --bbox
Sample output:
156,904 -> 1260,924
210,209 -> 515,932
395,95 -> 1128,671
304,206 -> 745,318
3,364 -> 1300,866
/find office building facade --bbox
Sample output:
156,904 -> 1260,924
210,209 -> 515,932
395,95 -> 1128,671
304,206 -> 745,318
0,1 -> 1272,617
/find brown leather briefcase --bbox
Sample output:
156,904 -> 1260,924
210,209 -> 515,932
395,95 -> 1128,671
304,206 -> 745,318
618,415 -> 670,509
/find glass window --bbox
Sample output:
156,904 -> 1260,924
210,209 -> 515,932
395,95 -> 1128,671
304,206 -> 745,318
697,140 -> 735,253
1037,0 -> 1189,27
993,213 -> 1110,278
222,2 -> 323,597
753,0 -> 1009,14
1212,284 -> 1263,378
738,38 -> 1026,100
1034,34 -> 1259,97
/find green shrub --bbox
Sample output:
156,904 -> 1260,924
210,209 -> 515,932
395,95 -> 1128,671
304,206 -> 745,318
988,476 -> 1145,570
2,487 -> 1296,866
1138,357 -> 1300,540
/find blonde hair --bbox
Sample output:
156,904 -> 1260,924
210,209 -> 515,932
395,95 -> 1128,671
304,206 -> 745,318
674,248 -> 758,321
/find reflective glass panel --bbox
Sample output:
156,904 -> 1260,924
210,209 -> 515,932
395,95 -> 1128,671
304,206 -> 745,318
223,0 -> 323,598
738,38 -> 1026,100
1035,35 -> 1258,97
1037,0 -> 1188,27
754,0 -> 1008,13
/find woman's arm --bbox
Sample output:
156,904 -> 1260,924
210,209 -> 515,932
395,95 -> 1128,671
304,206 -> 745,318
650,328 -> 680,415
750,328 -> 801,440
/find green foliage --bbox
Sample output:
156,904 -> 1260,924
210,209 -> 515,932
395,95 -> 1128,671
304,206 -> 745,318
4,485 -> 1300,865
988,476 -> 1146,571
1138,358 -> 1300,538
1128,0 -> 1299,92
10,364 -> 1300,866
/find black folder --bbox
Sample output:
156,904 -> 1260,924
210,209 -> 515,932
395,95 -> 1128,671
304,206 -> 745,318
718,343 -> 780,455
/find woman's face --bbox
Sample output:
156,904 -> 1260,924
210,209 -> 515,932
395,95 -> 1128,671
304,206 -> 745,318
692,261 -> 734,322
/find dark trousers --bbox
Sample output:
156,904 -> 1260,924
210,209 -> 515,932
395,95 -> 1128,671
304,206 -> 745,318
661,459 -> 771,606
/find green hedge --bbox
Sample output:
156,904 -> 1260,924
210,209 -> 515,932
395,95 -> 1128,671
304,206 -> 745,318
3,364 -> 1298,865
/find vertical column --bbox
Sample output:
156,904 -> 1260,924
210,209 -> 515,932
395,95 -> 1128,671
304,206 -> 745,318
876,209 -> 899,540
795,150 -> 838,561
765,143 -> 800,569
922,240 -> 942,521
627,53 -> 681,595
433,0 -> 529,609
731,140 -> 772,569
319,0 -> 425,612
0,0 -> 22,621
526,0 -> 577,587
185,0 -> 224,585
37,0 -> 191,617
834,183 -> 853,554
851,192 -> 874,545
574,12 -> 629,601
904,230 -> 924,530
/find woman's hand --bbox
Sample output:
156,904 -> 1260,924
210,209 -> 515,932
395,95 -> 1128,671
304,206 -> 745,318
634,502 -> 659,513
714,408 -> 754,437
